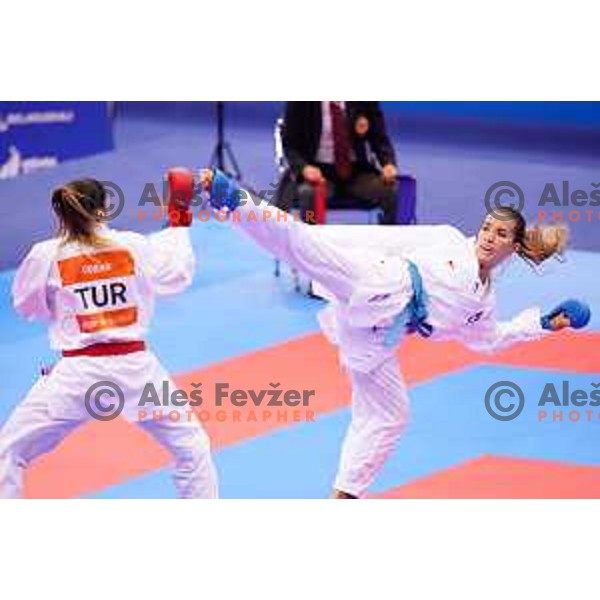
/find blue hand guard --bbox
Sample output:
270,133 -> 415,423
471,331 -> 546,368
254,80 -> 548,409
541,299 -> 591,330
209,169 -> 242,211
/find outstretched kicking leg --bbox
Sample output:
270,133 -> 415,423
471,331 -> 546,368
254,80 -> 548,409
236,194 -> 371,302
204,169 -> 374,302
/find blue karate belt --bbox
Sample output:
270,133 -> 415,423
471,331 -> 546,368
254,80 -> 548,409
383,261 -> 434,348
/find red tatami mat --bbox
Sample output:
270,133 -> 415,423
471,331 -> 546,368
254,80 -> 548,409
24,331 -> 600,498
375,455 -> 600,499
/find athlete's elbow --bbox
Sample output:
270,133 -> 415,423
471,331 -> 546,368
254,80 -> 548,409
13,300 -> 30,320
177,271 -> 194,292
13,297 -> 48,322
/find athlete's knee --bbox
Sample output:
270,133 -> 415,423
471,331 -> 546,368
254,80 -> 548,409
379,416 -> 409,440
170,426 -> 212,467
372,401 -> 410,437
391,401 -> 410,432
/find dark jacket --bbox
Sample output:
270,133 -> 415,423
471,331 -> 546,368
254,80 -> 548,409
282,101 -> 396,177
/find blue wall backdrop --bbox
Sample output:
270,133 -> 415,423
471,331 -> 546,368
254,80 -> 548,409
0,101 -> 113,179
1,101 -> 599,270
114,101 -> 600,154
380,101 -> 600,129
115,101 -> 600,131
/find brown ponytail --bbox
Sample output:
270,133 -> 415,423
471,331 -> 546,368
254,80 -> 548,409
51,179 -> 108,246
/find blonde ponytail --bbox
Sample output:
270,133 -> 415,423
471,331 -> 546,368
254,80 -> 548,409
519,224 -> 569,265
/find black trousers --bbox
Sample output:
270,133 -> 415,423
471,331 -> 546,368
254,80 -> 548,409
275,164 -> 398,225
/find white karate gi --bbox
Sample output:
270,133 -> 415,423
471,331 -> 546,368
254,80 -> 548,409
0,226 -> 218,499
234,196 -> 547,497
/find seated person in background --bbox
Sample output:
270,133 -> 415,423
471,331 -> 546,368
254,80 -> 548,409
276,101 -> 399,225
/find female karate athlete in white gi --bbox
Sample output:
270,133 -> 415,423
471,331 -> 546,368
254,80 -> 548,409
0,173 -> 218,498
200,168 -> 589,499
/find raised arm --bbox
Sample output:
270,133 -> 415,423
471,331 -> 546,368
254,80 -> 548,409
464,300 -> 591,354
142,167 -> 197,295
143,228 -> 195,295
